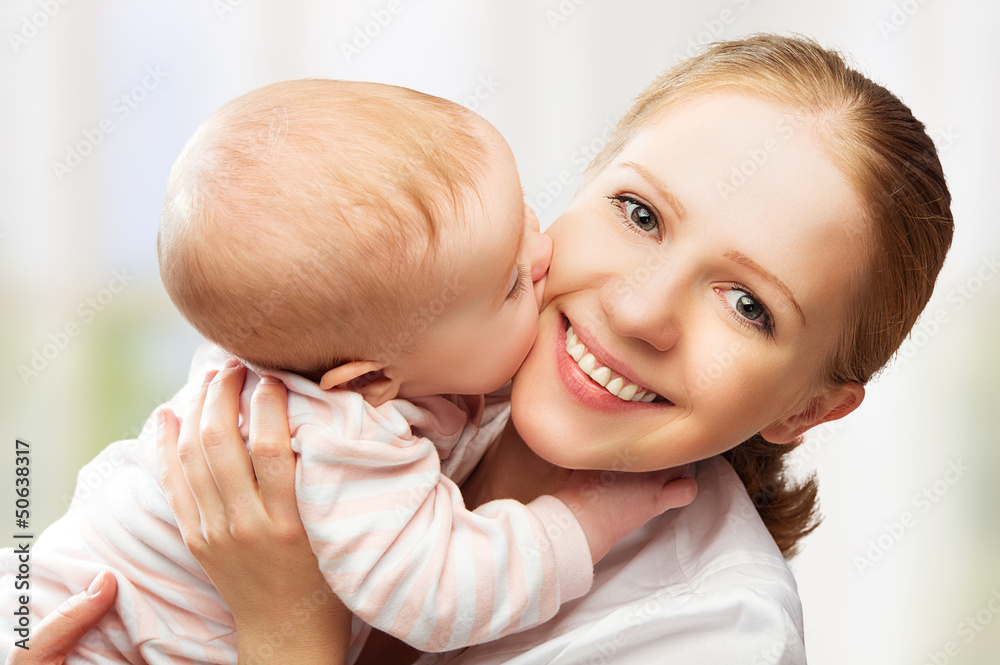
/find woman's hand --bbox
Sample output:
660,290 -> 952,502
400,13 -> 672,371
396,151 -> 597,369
157,362 -> 351,665
5,571 -> 117,665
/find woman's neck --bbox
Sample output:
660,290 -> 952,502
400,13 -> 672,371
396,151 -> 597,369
461,417 -> 573,510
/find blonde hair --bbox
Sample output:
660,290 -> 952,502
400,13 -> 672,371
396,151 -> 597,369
158,79 -> 491,376
593,35 -> 953,556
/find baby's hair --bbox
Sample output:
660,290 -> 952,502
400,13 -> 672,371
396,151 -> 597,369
158,79 -> 492,377
594,34 -> 953,556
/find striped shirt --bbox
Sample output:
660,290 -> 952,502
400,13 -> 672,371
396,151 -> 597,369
0,343 -> 592,664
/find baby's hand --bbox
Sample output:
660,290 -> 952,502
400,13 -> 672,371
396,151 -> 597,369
553,466 -> 697,564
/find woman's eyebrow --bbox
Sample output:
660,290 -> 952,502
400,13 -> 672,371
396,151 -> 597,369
725,250 -> 806,326
623,161 -> 687,221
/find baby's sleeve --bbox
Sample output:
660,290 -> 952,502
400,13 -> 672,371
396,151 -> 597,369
291,398 -> 593,652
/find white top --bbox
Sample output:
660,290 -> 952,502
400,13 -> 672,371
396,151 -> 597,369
414,455 -> 807,664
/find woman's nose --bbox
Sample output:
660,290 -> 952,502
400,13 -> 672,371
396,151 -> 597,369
600,263 -> 683,352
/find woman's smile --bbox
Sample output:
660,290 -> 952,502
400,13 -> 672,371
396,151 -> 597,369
557,314 -> 671,410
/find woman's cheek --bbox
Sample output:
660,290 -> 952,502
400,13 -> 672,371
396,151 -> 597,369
545,209 -> 612,295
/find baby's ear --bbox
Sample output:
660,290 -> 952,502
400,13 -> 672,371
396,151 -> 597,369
760,383 -> 865,444
319,361 -> 400,407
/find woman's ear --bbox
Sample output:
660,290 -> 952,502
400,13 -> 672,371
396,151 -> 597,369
760,382 -> 865,444
319,361 -> 401,407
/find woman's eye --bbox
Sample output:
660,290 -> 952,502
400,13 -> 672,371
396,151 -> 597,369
722,287 -> 774,337
729,291 -> 764,320
607,195 -> 658,235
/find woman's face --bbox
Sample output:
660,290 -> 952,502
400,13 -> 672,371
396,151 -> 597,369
511,92 -> 867,472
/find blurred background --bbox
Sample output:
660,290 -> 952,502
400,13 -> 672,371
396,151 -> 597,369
0,1 -> 996,663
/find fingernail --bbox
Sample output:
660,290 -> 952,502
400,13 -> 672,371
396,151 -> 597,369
259,376 -> 280,386
86,572 -> 106,596
156,409 -> 166,429
202,370 -> 219,385
224,357 -> 241,370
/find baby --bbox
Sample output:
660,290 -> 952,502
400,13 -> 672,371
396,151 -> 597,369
3,80 -> 689,664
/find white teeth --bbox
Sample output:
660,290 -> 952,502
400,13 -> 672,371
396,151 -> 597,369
565,324 -> 664,404
591,366 -> 612,387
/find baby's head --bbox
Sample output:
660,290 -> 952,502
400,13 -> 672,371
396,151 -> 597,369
159,79 -> 550,403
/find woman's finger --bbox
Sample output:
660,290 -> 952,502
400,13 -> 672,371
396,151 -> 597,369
6,572 -> 118,665
247,377 -> 298,524
176,370 -> 226,526
156,408 -> 201,537
199,362 -> 259,518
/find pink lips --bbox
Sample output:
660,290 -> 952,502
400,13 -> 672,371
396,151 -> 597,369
554,315 -> 670,414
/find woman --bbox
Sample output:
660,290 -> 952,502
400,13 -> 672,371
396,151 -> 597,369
12,34 -> 952,664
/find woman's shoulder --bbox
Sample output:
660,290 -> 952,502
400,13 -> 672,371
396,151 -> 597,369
424,455 -> 806,665
675,455 -> 803,589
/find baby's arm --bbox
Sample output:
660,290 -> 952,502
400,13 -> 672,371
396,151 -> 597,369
554,467 -> 698,564
293,393 -> 695,653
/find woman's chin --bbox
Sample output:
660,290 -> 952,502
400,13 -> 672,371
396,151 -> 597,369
509,386 -> 599,470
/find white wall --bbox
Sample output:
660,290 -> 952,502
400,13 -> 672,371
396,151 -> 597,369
1,1 -> 997,663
